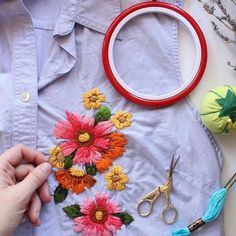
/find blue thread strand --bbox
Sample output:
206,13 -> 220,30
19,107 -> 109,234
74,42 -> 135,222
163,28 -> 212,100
202,188 -> 228,222
172,188 -> 228,235
172,227 -> 190,236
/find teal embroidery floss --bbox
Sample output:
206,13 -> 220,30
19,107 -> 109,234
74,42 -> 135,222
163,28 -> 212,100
172,173 -> 236,236
202,188 -> 227,223
172,228 -> 190,236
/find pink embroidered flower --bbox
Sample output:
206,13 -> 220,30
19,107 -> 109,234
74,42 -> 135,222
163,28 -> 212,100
54,112 -> 113,165
73,193 -> 122,236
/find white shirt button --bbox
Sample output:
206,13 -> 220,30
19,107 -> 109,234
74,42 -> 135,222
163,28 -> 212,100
20,91 -> 31,102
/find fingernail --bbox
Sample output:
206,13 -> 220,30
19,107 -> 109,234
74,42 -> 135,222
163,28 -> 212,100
41,163 -> 52,174
33,211 -> 40,226
35,220 -> 41,226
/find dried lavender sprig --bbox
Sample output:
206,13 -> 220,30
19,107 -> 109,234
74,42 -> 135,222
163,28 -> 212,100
227,62 -> 236,71
221,16 -> 236,30
202,2 -> 215,15
213,0 -> 236,31
215,15 -> 235,32
212,21 -> 236,44
201,1 -> 236,32
198,0 -> 236,72
198,0 -> 236,35
213,0 -> 228,16
230,0 -> 236,7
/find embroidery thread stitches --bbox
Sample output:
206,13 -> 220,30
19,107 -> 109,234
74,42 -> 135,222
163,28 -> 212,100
83,87 -> 105,110
54,111 -> 113,165
49,88 -> 133,204
48,146 -> 65,169
63,192 -> 134,236
55,168 -> 96,194
105,166 -> 129,191
111,111 -> 132,130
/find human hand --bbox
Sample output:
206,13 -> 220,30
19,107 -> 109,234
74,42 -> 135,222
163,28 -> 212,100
0,144 -> 52,236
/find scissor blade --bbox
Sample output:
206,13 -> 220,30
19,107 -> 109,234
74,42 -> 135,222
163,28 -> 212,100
172,155 -> 180,171
225,172 -> 236,190
169,155 -> 180,177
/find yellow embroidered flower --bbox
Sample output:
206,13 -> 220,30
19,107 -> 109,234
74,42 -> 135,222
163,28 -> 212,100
49,146 -> 65,169
111,111 -> 132,130
105,166 -> 128,191
83,88 -> 105,110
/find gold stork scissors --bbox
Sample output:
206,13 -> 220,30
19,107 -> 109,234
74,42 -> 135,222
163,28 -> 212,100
137,155 -> 180,224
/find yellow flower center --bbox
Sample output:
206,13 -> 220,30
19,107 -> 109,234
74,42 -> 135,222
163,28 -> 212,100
119,116 -> 126,123
95,211 -> 103,221
56,153 -> 65,163
90,95 -> 98,102
69,168 -> 85,177
111,175 -> 121,182
78,132 -> 90,143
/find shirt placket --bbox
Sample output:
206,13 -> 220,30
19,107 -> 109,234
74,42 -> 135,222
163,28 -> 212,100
7,0 -> 38,151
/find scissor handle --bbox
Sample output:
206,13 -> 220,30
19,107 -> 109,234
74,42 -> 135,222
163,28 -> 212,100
162,205 -> 177,224
137,199 -> 154,217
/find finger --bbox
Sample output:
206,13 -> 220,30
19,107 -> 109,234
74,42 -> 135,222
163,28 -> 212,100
15,163 -> 51,203
0,170 -> 15,187
15,162 -> 52,198
15,163 -> 34,181
28,193 -> 41,226
2,144 -> 47,167
38,181 -> 51,203
0,159 -> 15,179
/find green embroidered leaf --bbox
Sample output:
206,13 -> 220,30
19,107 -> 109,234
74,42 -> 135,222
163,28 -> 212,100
113,212 -> 134,226
63,204 -> 84,219
215,89 -> 236,122
95,106 -> 112,124
85,164 -> 97,176
64,153 -> 74,169
54,185 -> 68,204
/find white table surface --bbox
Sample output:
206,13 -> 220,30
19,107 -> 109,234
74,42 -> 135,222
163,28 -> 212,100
179,1 -> 236,235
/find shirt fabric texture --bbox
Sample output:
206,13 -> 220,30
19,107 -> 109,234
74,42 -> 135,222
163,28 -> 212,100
0,0 -> 224,235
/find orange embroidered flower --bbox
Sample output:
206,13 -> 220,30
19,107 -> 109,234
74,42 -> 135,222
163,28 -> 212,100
96,132 -> 127,173
54,168 -> 96,194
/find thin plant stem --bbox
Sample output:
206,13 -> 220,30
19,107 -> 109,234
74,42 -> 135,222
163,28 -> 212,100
198,0 -> 236,72
230,0 -> 236,7
214,15 -> 234,32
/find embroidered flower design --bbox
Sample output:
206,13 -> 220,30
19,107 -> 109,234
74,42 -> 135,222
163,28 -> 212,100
105,166 -> 128,191
54,168 -> 96,194
54,111 -> 113,165
111,111 -> 132,130
63,193 -> 134,235
72,193 -> 125,235
48,146 -> 65,169
96,132 -> 127,173
83,88 -> 105,110
63,193 -> 134,234
51,89 -> 132,205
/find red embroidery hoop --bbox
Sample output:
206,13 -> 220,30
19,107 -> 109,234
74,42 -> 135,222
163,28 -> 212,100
102,2 -> 207,107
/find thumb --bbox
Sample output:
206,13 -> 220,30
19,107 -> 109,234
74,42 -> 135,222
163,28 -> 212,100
16,162 -> 52,197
